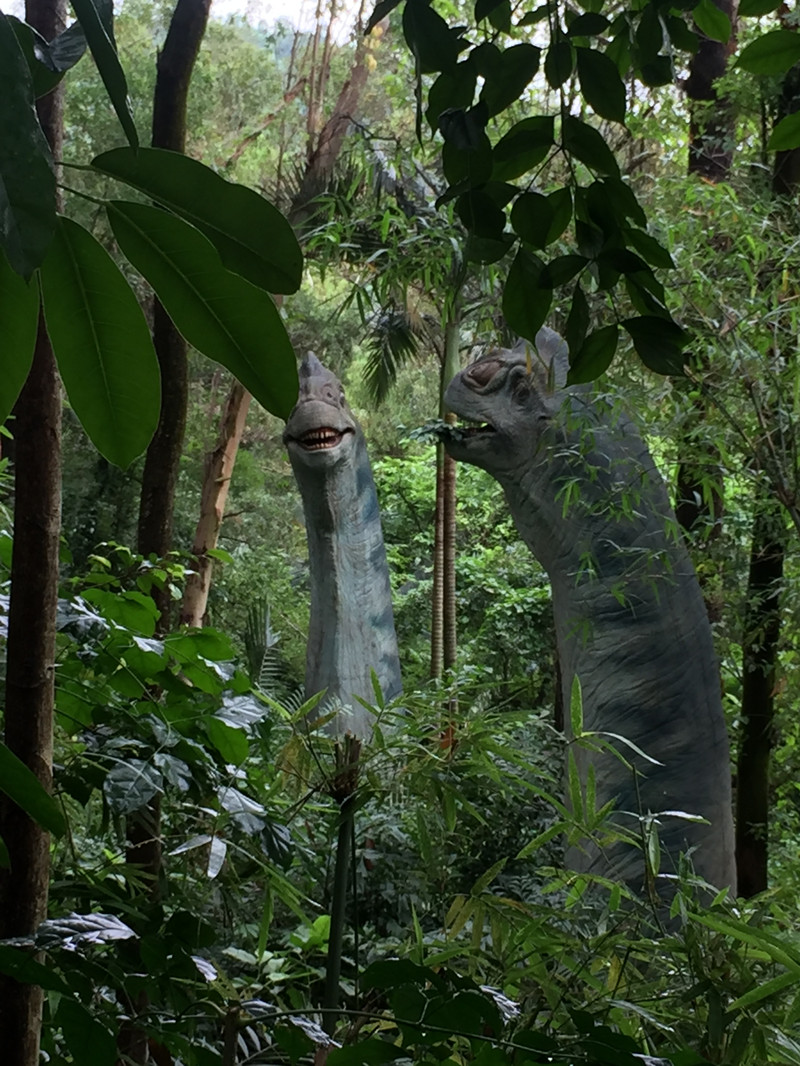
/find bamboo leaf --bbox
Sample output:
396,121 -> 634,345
107,202 -> 298,419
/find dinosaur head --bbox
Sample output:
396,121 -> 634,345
442,327 -> 569,477
283,352 -> 358,469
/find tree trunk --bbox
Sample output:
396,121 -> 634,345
735,499 -> 785,897
137,0 -> 211,615
685,0 -> 738,179
0,5 -> 65,1062
773,62 -> 800,198
125,6 -> 210,1061
180,382 -> 252,626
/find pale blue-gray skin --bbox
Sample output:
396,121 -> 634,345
443,329 -> 736,894
283,353 -> 402,737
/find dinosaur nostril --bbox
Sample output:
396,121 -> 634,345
467,359 -> 501,387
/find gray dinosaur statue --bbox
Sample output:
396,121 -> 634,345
442,329 -> 736,895
283,353 -> 402,737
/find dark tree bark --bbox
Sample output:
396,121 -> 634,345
430,442 -> 445,679
735,500 -> 785,898
773,62 -> 800,198
685,0 -> 738,179
137,0 -> 212,619
0,4 -> 65,1062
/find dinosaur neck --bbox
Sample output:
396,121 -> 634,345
295,434 -> 401,732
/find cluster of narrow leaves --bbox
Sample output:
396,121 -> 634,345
366,0 -> 800,382
0,4 -> 301,468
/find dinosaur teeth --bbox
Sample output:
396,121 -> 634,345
298,427 -> 346,450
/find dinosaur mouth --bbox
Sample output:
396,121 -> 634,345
296,427 -> 354,451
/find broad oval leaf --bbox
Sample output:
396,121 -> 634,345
565,282 -> 589,353
479,43 -> 541,117
0,741 -> 66,836
492,115 -> 555,181
58,996 -> 117,1064
562,116 -> 620,175
0,249 -> 39,425
576,46 -> 627,123
624,227 -> 674,269
403,0 -> 460,73
104,759 -> 163,814
427,62 -> 477,130
738,30 -> 800,75
567,324 -> 619,383
768,111 -> 800,152
624,315 -> 686,374
511,188 -> 573,249
502,247 -> 551,343
40,216 -> 161,468
693,0 -> 732,43
545,39 -> 574,87
540,254 -> 588,287
456,189 -> 506,238
93,147 -> 302,295
738,0 -> 782,14
70,0 -> 137,146
0,13 -> 56,277
568,12 -> 610,36
107,202 -> 298,419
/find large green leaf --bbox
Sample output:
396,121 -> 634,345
738,30 -> 800,75
562,116 -> 620,175
58,996 -> 117,1065
511,187 -> 572,248
0,742 -> 66,837
107,202 -> 298,419
693,0 -> 732,43
0,249 -> 40,425
403,0 -> 460,73
9,14 -> 89,98
0,13 -> 56,277
567,324 -> 618,383
39,216 -> 161,468
624,315 -> 686,374
93,147 -> 302,295
70,0 -> 138,147
545,39 -> 574,87
738,0 -> 782,14
768,111 -> 800,152
427,62 -> 477,130
479,43 -> 540,117
502,247 -> 551,342
576,47 -> 627,123
492,116 -> 554,181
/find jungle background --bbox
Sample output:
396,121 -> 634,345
2,0 -> 800,1062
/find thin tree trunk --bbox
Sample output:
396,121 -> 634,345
441,320 -> 460,675
735,499 -> 785,897
180,383 -> 252,626
124,6 -> 210,1062
430,443 -> 445,679
0,5 -> 65,1061
773,62 -> 800,197
137,0 -> 211,613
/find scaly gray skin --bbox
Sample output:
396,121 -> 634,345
442,328 -> 736,894
283,353 -> 402,737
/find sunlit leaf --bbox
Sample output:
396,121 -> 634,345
738,30 -> 800,75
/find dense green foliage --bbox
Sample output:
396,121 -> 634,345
2,0 -> 800,1062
